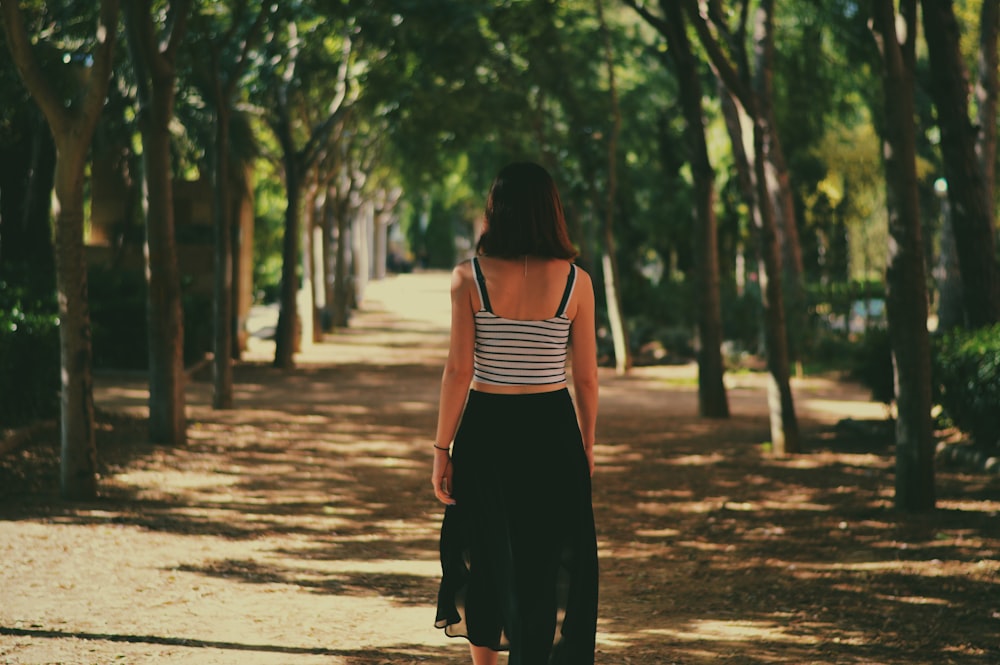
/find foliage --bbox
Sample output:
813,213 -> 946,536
0,283 -> 60,428
251,156 -> 287,302
933,324 -> 1000,448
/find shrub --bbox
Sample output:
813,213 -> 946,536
933,324 -> 1000,449
0,285 -> 60,427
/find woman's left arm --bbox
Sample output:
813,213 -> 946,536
569,268 -> 599,476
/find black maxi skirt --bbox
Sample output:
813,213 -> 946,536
435,388 -> 598,665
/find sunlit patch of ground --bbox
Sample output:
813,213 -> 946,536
2,270 -> 998,665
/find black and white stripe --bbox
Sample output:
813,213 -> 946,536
471,257 -> 576,386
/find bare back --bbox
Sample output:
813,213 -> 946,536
472,256 -> 580,322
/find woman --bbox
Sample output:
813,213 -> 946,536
432,161 -> 599,665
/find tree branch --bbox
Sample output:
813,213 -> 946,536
0,0 -> 71,134
679,0 -> 756,113
165,0 -> 193,59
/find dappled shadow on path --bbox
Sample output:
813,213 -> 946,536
2,273 -> 999,663
591,374 -> 999,664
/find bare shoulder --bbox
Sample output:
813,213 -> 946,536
572,263 -> 594,294
450,259 -> 475,298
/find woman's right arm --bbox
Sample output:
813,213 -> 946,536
432,264 -> 476,504
569,268 -> 599,475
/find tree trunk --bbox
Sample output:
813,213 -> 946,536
872,0 -> 936,512
677,0 -> 799,452
322,190 -> 336,330
662,0 -> 728,418
212,100 -> 234,408
935,193 -> 965,331
596,0 -> 631,376
274,148 -> 301,368
754,0 -> 806,370
52,154 -> 99,499
976,0 -> 999,229
753,115 -> 800,455
332,191 -> 352,329
125,0 -> 190,445
922,0 -> 1000,327
139,95 -> 187,444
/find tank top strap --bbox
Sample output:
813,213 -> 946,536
471,257 -> 492,312
555,264 -> 577,318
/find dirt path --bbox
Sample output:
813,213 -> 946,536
1,271 -> 998,665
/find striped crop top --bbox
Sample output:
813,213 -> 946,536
471,257 -> 577,386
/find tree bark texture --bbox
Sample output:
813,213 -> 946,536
753,115 -> 799,455
596,0 -> 632,376
661,0 -> 729,418
679,0 -> 799,450
872,0 -> 936,511
753,0 -> 806,366
1,0 -> 119,498
274,136 -> 301,368
52,157 -> 99,499
125,0 -> 190,445
976,0 -> 999,228
921,0 -> 1000,327
212,99 -> 234,408
332,187 -> 352,329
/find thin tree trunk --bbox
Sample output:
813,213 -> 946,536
211,100 -> 234,408
976,0 -> 999,228
872,0 -> 936,512
596,0 -> 631,376
753,114 -> 799,455
677,0 -> 799,451
922,0 -> 1000,327
332,188 -> 352,329
125,0 -> 190,445
754,0 -> 806,371
52,157 -> 99,498
1,0 -> 119,498
935,198 -> 965,331
661,0 -> 729,418
322,190 -> 335,329
274,146 -> 301,368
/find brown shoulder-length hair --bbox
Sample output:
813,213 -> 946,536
476,162 -> 578,259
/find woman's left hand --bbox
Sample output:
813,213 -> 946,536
432,450 -> 456,505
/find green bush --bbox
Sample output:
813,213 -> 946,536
0,285 -> 60,427
933,324 -> 1000,448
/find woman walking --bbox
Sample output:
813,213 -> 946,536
432,162 -> 599,665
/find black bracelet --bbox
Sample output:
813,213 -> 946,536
433,444 -> 450,451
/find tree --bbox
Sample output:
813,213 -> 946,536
682,0 -> 799,453
189,1 -> 268,408
870,0 -> 936,511
124,0 -> 191,445
976,0 -> 999,227
0,0 -> 120,498
258,8 -> 354,369
595,0 -> 632,376
624,0 -> 729,418
922,0 -> 1000,328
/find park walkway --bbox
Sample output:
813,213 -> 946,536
2,271 -> 997,665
